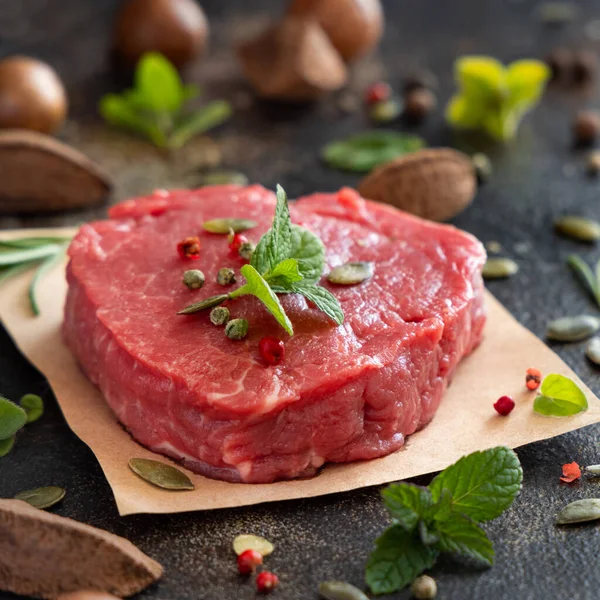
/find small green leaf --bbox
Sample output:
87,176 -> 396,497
229,264 -> 294,335
0,237 -> 70,249
429,446 -> 523,522
365,526 -> 438,595
169,100 -> 232,149
288,225 -> 326,284
322,131 -> 425,173
20,394 -> 43,423
454,55 -> 506,100
0,397 -> 27,440
291,282 -> 344,326
135,52 -> 183,113
506,60 -> 551,108
418,520 -> 440,546
381,483 -> 433,531
28,245 -> 66,316
264,258 -> 304,289
567,255 -> 599,306
15,486 -> 65,509
0,436 -> 15,457
433,513 -> 495,566
533,373 -> 588,416
0,244 -> 62,267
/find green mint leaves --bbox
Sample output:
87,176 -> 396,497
533,373 -> 588,417
100,52 -> 232,149
0,394 -> 44,457
366,447 -> 523,595
567,254 -> 600,308
446,56 -> 550,141
179,185 -> 344,335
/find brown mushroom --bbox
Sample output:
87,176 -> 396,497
287,0 -> 384,62
0,56 -> 67,134
114,0 -> 209,68
237,17 -> 347,101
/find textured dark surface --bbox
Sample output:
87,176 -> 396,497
2,0 -> 600,599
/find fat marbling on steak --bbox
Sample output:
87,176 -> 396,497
63,185 -> 486,483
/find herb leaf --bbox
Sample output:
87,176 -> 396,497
169,100 -> 232,149
429,447 -> 523,522
322,131 -> 425,173
20,394 -> 44,424
264,258 -> 304,289
229,264 -> 294,335
28,245 -> 67,316
533,373 -> 588,416
433,513 -> 494,566
365,526 -> 438,596
135,52 -> 184,113
0,396 -> 27,440
289,225 -> 326,283
567,254 -> 599,306
0,244 -> 63,266
291,282 -> 344,325
382,483 -> 434,531
0,436 -> 15,457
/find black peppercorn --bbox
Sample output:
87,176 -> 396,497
573,111 -> 600,145
572,50 -> 598,84
403,88 -> 437,121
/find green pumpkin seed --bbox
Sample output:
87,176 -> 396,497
202,218 -> 257,234
556,498 -> 600,524
0,396 -> 27,440
586,337 -> 600,365
546,315 -> 600,342
555,216 -> 600,242
537,2 -> 578,25
128,458 -> 195,490
19,394 -> 43,423
178,294 -> 229,315
328,262 -> 374,285
14,486 -> 65,509
319,581 -> 370,600
482,257 -> 519,279
199,170 -> 249,187
232,534 -> 274,557
586,464 -> 600,475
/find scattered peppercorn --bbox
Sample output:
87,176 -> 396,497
404,88 -> 437,121
177,236 -> 201,260
237,549 -> 263,575
365,81 -> 392,105
573,49 -> 598,84
573,110 -> 600,145
472,153 -> 492,184
259,336 -> 285,366
238,240 -> 255,260
525,367 -> 542,391
217,267 -> 236,286
545,47 -> 574,80
256,571 -> 279,594
587,151 -> 600,175
229,232 -> 248,254
493,395 -> 515,416
560,461 -> 582,483
369,98 -> 402,123
225,318 -> 249,340
182,269 -> 205,290
403,70 -> 439,93
210,305 -> 230,326
410,575 -> 437,599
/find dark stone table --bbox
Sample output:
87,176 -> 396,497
2,0 -> 600,598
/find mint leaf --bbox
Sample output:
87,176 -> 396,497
291,282 -> 344,325
289,225 -> 326,283
251,185 -> 293,275
265,258 -> 304,289
0,436 -> 15,457
135,52 -> 183,113
381,483 -> 433,531
20,394 -> 43,424
429,446 -> 523,522
534,373 -> 588,416
229,264 -> 293,335
0,396 -> 27,440
433,513 -> 494,566
365,526 -> 438,595
169,100 -> 232,149
418,521 -> 440,546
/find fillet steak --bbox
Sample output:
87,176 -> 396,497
64,185 -> 486,483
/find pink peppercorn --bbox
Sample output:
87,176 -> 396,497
365,82 -> 392,105
259,336 -> 285,366
237,549 -> 263,575
494,395 -> 515,416
256,571 -> 279,593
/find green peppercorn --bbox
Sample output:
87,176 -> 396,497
410,575 -> 437,599
210,305 -> 230,326
369,98 -> 402,123
472,152 -> 492,184
225,318 -> 249,340
238,241 -> 255,260
182,269 -> 205,290
217,267 -> 236,286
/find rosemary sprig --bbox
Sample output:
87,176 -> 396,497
0,236 -> 70,316
567,254 -> 600,308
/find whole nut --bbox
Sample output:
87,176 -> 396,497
573,110 -> 600,145
114,0 -> 209,68
0,56 -> 67,134
358,148 -> 477,222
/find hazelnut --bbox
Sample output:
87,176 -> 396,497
572,49 -> 598,84
573,110 -> 600,145
287,0 -> 384,62
0,56 -> 67,134
114,0 -> 208,68
403,88 -> 437,121
237,18 -> 347,101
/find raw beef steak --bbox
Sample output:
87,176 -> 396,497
64,185 -> 486,483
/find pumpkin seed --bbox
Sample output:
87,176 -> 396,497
199,170 -> 249,187
586,337 -> 600,365
546,315 -> 600,342
555,216 -> 600,243
14,486 -> 65,510
19,393 -> 43,423
586,464 -> 600,475
128,458 -> 195,490
556,498 -> 600,524
232,534 -> 274,557
178,294 -> 229,315
328,262 -> 374,285
482,257 -> 519,279
202,218 -> 257,234
319,580 -> 370,600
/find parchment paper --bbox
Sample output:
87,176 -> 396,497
1,228 -> 599,516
